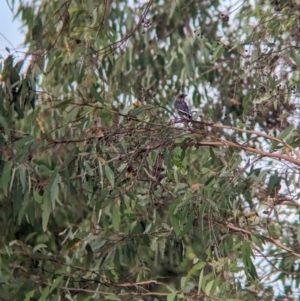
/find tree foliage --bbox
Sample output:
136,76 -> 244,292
1,0 -> 300,300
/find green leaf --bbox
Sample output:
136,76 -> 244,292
9,167 -> 17,191
33,189 -> 43,204
49,276 -> 64,294
112,203 -> 120,231
25,232 -> 37,243
33,244 -> 47,252
213,44 -> 224,60
180,214 -> 193,237
248,257 -> 259,279
25,290 -> 35,301
164,148 -> 173,171
37,164 -> 51,176
169,213 -> 180,236
84,161 -> 94,176
204,279 -> 215,295
267,174 -> 281,195
251,235 -> 264,251
167,291 -> 177,301
19,165 -> 27,193
0,116 -> 8,129
32,17 -> 43,41
241,241 -> 258,279
185,261 -> 206,287
97,159 -> 103,190
181,277 -> 195,293
105,165 -> 114,188
104,296 -> 121,301
128,104 -> 153,116
277,125 -> 294,141
242,93 -> 252,114
40,286 -> 50,301
242,241 -> 250,268
41,191 -> 51,232
17,198 -> 31,225
1,162 -> 12,196
198,267 -> 205,293
90,86 -> 104,104
169,197 -> 181,215
201,167 -> 210,174
52,100 -> 71,110
48,169 -> 58,206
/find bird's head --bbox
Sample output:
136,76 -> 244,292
177,93 -> 187,98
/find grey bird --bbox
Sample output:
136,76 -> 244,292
174,93 -> 192,119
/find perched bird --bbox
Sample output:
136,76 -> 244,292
174,93 -> 192,119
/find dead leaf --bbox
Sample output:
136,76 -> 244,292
133,100 -> 141,108
230,98 -> 241,106
191,183 -> 200,193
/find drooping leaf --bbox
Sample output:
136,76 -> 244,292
105,165 -> 114,188
41,191 -> 51,232
1,161 -> 12,196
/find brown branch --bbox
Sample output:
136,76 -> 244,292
255,248 -> 300,277
57,286 -> 169,296
215,138 -> 300,165
98,0 -> 154,54
93,138 -> 300,169
214,220 -> 300,259
193,121 -> 300,160
112,279 -> 170,287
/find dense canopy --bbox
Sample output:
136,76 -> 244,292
1,0 -> 300,300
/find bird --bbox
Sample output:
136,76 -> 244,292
174,93 -> 192,119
